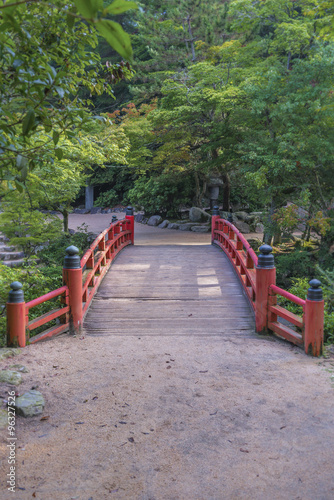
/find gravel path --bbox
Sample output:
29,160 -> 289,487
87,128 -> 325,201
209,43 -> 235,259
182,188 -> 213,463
0,214 -> 333,500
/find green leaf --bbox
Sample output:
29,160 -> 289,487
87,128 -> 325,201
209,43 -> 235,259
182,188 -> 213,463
105,0 -> 138,16
73,0 -> 97,19
55,148 -> 63,160
53,131 -> 60,145
55,86 -> 65,98
22,109 -> 35,136
96,20 -> 132,60
20,164 -> 28,182
14,180 -> 24,193
16,154 -> 28,170
66,13 -> 76,30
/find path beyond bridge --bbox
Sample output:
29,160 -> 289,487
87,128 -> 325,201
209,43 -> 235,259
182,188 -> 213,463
1,215 -> 334,499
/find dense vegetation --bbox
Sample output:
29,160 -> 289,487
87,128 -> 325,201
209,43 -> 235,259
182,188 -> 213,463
0,0 -> 333,345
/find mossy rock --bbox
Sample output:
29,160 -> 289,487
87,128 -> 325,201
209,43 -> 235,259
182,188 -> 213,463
15,390 -> 45,417
0,348 -> 21,362
0,370 -> 23,385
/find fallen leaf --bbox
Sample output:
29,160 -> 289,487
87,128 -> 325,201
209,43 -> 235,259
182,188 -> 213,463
240,448 -> 249,453
128,437 -> 135,443
40,416 -> 50,421
167,365 -> 171,369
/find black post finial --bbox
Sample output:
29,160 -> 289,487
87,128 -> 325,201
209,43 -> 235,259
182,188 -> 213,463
307,279 -> 323,301
257,244 -> 275,269
126,206 -> 133,216
8,282 -> 24,303
64,246 -> 80,269
212,206 -> 220,216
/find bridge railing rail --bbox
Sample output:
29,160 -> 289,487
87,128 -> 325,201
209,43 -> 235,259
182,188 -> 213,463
6,208 -> 135,348
212,210 -> 324,356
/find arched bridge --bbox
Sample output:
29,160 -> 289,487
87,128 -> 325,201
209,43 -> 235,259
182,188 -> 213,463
6,208 -> 324,356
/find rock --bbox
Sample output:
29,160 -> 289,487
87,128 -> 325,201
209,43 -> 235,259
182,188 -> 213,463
72,208 -> 90,214
0,348 -> 20,361
135,214 -> 145,223
220,211 -> 238,222
9,364 -> 29,373
0,370 -> 23,385
142,218 -> 148,224
234,221 -> 251,233
255,223 -> 264,233
250,212 -> 263,217
90,207 -> 102,214
147,215 -> 162,226
167,223 -> 179,230
178,223 -> 194,231
235,211 -> 250,222
191,226 -> 210,233
15,390 -> 45,418
158,220 -> 169,229
189,207 -> 212,223
0,409 -> 8,429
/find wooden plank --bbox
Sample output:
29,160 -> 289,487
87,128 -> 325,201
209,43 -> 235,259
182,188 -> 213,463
84,244 -> 255,338
269,305 -> 303,328
268,321 -> 303,346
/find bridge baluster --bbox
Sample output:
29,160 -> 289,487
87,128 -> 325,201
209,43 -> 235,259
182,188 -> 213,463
63,246 -> 83,335
304,280 -> 324,356
6,282 -> 26,347
255,245 -> 276,334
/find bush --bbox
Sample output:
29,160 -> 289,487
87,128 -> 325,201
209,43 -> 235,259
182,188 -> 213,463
128,174 -> 194,217
275,250 -> 315,289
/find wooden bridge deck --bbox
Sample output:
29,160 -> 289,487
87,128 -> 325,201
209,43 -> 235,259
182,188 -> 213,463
84,244 -> 255,338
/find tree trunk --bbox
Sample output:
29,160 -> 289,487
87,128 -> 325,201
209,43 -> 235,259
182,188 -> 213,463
62,209 -> 69,233
222,173 -> 230,212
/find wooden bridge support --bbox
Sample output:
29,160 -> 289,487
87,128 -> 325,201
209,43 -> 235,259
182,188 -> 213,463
255,245 -> 276,334
63,245 -> 83,335
6,282 -> 26,347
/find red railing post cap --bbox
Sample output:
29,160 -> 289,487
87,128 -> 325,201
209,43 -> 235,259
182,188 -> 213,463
257,244 -> 275,269
8,281 -> 24,303
64,246 -> 81,269
307,279 -> 323,301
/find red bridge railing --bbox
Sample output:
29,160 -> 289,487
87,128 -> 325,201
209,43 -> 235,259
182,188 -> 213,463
6,208 -> 135,347
212,209 -> 324,356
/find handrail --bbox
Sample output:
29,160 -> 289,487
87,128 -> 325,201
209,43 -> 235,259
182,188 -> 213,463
25,286 -> 69,310
269,284 -> 306,307
212,214 -> 324,356
6,209 -> 135,347
212,217 -> 257,310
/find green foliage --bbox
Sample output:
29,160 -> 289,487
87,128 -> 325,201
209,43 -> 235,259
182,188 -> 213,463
37,225 -> 94,267
0,200 -> 63,256
275,250 -> 315,290
0,0 -> 135,187
128,173 -> 195,216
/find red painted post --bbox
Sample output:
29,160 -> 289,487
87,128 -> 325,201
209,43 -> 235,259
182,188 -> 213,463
63,246 -> 82,334
6,282 -> 26,347
255,245 -> 276,334
125,206 -> 135,245
211,206 -> 220,243
304,279 -> 324,356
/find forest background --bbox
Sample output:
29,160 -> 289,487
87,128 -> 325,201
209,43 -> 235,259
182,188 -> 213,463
0,0 -> 333,344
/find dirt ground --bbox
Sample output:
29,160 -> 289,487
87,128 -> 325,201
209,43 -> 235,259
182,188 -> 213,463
1,214 -> 333,500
